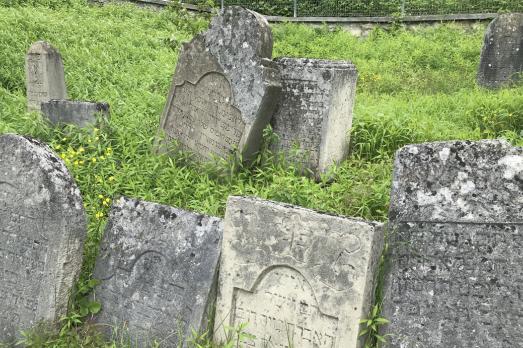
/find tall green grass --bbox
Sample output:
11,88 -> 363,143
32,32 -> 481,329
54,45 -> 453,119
0,2 -> 522,346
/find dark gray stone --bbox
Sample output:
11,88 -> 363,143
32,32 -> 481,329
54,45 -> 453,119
41,99 -> 110,127
158,6 -> 281,161
0,134 -> 86,344
26,41 -> 67,112
93,197 -> 222,347
271,58 -> 358,175
382,140 -> 523,348
215,196 -> 384,348
478,13 -> 523,89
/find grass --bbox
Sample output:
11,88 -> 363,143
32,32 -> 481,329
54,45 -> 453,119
0,1 -> 522,347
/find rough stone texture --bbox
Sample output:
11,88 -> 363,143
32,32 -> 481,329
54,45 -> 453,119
382,140 -> 523,348
41,99 -> 110,127
271,58 -> 358,174
93,197 -> 222,347
477,13 -> 523,89
26,41 -> 67,112
158,6 -> 281,161
0,134 -> 86,344
215,196 -> 384,348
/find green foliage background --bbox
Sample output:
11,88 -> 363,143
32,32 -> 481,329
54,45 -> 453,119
0,1 -> 522,346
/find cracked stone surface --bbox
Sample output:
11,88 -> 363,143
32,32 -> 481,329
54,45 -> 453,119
0,134 -> 86,344
93,197 -> 222,347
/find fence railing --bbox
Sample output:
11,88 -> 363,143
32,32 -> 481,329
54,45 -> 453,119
182,0 -> 523,18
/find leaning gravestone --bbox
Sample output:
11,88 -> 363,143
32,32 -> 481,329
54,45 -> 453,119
0,134 -> 86,343
478,13 -> 523,88
215,196 -> 384,348
93,197 -> 222,347
41,99 -> 110,127
26,41 -> 67,112
382,140 -> 523,347
271,58 -> 358,175
158,6 -> 281,161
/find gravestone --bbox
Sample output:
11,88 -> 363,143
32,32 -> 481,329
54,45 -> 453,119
26,41 -> 67,112
41,100 -> 110,127
271,58 -> 358,175
158,6 -> 281,161
0,134 -> 86,343
382,140 -> 523,347
477,13 -> 523,88
93,197 -> 222,347
215,196 -> 384,348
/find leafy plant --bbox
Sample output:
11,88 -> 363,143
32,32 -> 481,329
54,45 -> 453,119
359,305 -> 390,348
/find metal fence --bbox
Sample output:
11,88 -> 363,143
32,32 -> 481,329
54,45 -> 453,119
183,0 -> 523,17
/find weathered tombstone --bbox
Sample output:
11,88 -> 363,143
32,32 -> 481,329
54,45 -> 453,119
26,41 -> 67,112
41,100 -> 110,127
382,140 -> 523,347
93,197 -> 222,347
158,6 -> 281,161
478,13 -> 523,88
215,196 -> 384,348
271,58 -> 358,175
0,134 -> 86,343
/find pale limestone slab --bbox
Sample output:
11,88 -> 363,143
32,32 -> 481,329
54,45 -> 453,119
215,196 -> 384,348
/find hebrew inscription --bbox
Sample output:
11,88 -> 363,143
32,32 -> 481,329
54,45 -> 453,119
162,73 -> 244,160
93,197 -> 222,347
215,196 -> 384,348
0,134 -> 86,344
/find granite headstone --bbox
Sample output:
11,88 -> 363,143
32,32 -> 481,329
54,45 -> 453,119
478,13 -> 523,88
0,134 -> 86,343
41,100 -> 110,127
271,58 -> 358,175
382,140 -> 523,347
93,197 -> 222,347
215,196 -> 384,348
158,6 -> 281,161
26,41 -> 67,112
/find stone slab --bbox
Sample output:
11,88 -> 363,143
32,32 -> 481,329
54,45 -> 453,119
41,99 -> 110,127
382,140 -> 523,348
215,196 -> 384,348
477,13 -> 523,89
271,58 -> 358,174
0,134 -> 86,343
93,197 -> 222,347
158,6 -> 281,161
26,41 -> 67,112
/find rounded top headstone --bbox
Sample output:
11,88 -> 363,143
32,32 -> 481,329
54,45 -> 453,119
27,40 -> 60,55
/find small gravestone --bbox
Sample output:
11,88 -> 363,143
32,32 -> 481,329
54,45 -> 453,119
93,197 -> 222,347
382,140 -> 523,347
26,41 -> 67,112
158,6 -> 281,161
0,134 -> 86,343
271,58 -> 358,175
215,196 -> 384,348
41,100 -> 110,127
478,13 -> 523,88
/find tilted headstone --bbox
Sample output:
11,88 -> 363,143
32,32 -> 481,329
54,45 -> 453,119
0,134 -> 86,343
215,196 -> 384,348
382,140 -> 523,347
158,6 -> 281,161
41,100 -> 110,127
26,41 -> 67,112
478,13 -> 523,89
93,197 -> 222,347
271,58 -> 358,175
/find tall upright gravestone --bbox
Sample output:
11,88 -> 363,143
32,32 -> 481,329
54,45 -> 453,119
478,13 -> 523,88
26,41 -> 67,112
382,140 -> 523,347
158,6 -> 281,161
215,196 -> 384,348
93,197 -> 222,347
0,134 -> 86,343
271,58 -> 358,175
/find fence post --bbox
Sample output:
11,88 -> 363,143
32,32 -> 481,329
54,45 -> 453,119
293,0 -> 297,17
400,0 -> 405,16
221,0 -> 224,10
